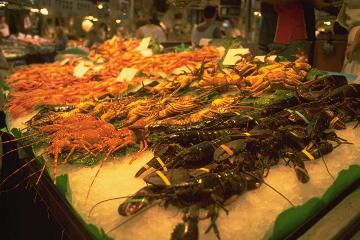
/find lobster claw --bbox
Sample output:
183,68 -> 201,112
294,166 -> 310,183
135,144 -> 182,178
171,207 -> 199,240
171,220 -> 199,240
118,186 -> 155,216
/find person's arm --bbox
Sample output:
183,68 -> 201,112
135,28 -> 143,39
213,27 -> 222,39
346,27 -> 360,62
0,49 -> 10,70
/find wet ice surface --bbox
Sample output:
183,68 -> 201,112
5,114 -> 360,240
62,123 -> 360,240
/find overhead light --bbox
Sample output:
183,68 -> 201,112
253,11 -> 262,17
30,8 -> 39,13
82,19 -> 94,33
40,8 -> 49,15
115,19 -> 121,24
0,1 -> 7,7
324,21 -> 331,26
98,4 -> 103,9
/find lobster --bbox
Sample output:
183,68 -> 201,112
135,136 -> 233,177
119,166 -> 263,240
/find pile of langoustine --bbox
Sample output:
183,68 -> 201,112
4,37 -> 221,118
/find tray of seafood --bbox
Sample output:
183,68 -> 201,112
1,36 -> 359,240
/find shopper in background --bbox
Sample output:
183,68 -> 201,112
86,28 -> 105,49
258,0 -> 315,45
337,0 -> 360,82
258,3 -> 277,53
55,27 -> 68,51
135,15 -> 166,43
0,16 -> 10,38
191,5 -> 221,47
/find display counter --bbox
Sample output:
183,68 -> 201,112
1,37 -> 359,240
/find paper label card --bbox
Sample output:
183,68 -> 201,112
116,68 -> 139,82
73,62 -> 90,78
255,55 -> 277,62
92,64 -> 104,72
136,37 -> 152,51
172,66 -> 193,75
60,58 -> 70,66
216,46 -> 226,58
222,48 -> 250,66
140,48 -> 153,57
199,38 -> 212,47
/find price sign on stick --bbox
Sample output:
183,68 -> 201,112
116,68 -> 139,82
73,62 -> 90,78
136,37 -> 152,51
222,48 -> 250,66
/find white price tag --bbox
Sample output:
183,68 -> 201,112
255,55 -> 277,62
199,38 -> 212,47
216,46 -> 226,58
73,62 -> 90,78
116,68 -> 139,82
92,64 -> 104,72
136,37 -> 152,51
60,58 -> 70,66
222,48 -> 250,66
140,48 -> 153,57
158,72 -> 168,78
172,66 -> 193,75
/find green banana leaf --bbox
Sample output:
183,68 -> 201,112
268,165 -> 360,240
56,174 -> 113,240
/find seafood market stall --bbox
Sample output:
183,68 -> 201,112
1,37 -> 360,240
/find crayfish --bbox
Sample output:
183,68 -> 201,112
30,114 -> 139,183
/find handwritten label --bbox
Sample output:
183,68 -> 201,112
116,68 -> 139,82
199,38 -> 212,47
73,62 -> 90,78
255,55 -> 277,62
136,37 -> 152,51
222,48 -> 250,66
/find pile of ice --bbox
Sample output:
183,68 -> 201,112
62,123 -> 360,240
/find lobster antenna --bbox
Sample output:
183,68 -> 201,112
312,141 -> 335,181
0,168 -> 44,193
0,153 -> 45,191
86,153 -> 110,199
1,138 -> 48,159
89,196 -> 134,217
1,131 -> 43,144
320,152 -> 335,181
243,171 -> 294,207
106,203 -> 157,234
